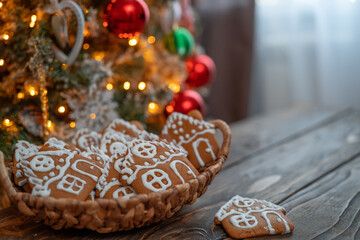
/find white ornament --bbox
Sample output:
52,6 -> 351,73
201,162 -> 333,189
47,0 -> 85,66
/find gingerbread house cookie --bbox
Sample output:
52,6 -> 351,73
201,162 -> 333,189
215,195 -> 294,238
13,141 -> 40,192
120,139 -> 199,194
103,118 -> 143,138
162,111 -> 219,169
72,128 -> 102,150
16,138 -> 104,200
100,131 -> 131,157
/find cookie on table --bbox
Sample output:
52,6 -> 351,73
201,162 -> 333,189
72,128 -> 102,150
214,195 -> 294,239
162,110 -> 219,169
13,141 -> 40,192
16,138 -> 104,200
120,139 -> 199,194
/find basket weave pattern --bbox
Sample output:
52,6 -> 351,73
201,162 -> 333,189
0,120 -> 231,233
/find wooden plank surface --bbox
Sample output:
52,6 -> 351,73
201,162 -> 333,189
0,107 -> 358,240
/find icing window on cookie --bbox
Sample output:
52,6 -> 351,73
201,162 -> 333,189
57,174 -> 86,195
230,214 -> 258,229
132,142 -> 157,158
170,160 -> 197,184
192,138 -> 216,167
112,186 -> 135,199
141,169 -> 171,192
29,155 -> 55,172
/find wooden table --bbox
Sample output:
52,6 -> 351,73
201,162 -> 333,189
0,106 -> 359,240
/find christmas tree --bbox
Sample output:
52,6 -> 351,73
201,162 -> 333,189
0,0 -> 215,160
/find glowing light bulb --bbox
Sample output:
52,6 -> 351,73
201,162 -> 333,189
28,87 -> 37,96
3,34 -> 9,40
0,59 -> 4,66
58,106 -> 66,113
148,102 -> 160,114
3,119 -> 13,127
47,120 -> 52,128
128,38 -> 138,46
70,121 -> 76,128
123,81 -> 131,90
106,83 -> 113,90
168,83 -> 181,93
147,36 -> 156,44
0,2 -> 3,8
17,92 -> 24,99
62,63 -> 67,69
29,15 -> 37,28
83,43 -> 90,50
90,113 -> 96,119
103,21 -> 108,28
166,105 -> 174,114
138,82 -> 146,91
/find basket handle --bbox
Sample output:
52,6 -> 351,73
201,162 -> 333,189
209,120 -> 232,163
0,152 -> 17,200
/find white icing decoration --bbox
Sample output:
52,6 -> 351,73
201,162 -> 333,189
49,172 -> 55,177
71,159 -> 102,182
192,138 -> 216,167
56,174 -> 86,195
191,129 -> 196,134
174,130 -> 179,134
179,128 -> 184,133
59,159 -> 64,163
215,196 -> 291,235
30,156 -> 55,172
73,128 -> 101,149
112,185 -> 135,199
43,176 -> 49,180
109,142 -> 127,156
185,134 -> 190,138
170,160 -> 197,184
132,142 -> 157,158
18,179 -> 27,187
141,169 -> 171,192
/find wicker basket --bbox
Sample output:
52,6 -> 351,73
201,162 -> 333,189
0,120 -> 231,233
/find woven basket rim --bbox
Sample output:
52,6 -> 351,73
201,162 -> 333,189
0,119 -> 231,231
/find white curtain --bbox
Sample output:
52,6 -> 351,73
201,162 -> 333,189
250,0 -> 360,115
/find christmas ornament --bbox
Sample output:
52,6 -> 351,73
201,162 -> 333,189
45,0 -> 85,66
103,0 -> 150,38
186,54 -> 216,88
164,27 -> 194,58
160,0 -> 182,32
165,90 -> 205,116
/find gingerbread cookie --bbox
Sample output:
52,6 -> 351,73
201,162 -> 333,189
103,118 -> 143,138
72,128 -> 102,150
162,110 -> 219,169
120,139 -> 199,194
13,141 -> 40,192
16,138 -> 104,200
215,195 -> 294,238
100,131 -> 131,157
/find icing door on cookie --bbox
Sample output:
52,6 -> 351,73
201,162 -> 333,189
71,159 -> 102,181
170,160 -> 197,184
261,211 -> 291,234
192,138 -> 216,167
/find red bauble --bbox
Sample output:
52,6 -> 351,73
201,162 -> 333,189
165,90 -> 205,116
185,54 -> 216,88
103,0 -> 150,38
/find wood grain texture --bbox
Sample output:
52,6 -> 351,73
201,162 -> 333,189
253,156 -> 360,240
0,107 -> 358,240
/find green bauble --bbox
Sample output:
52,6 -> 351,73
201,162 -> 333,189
164,27 -> 195,57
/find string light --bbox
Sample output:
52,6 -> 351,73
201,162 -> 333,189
148,102 -> 160,114
0,2 -> 3,8
2,34 -> 9,41
29,15 -> 37,28
0,59 -> 4,66
138,81 -> 146,91
3,119 -> 13,127
46,120 -> 52,128
83,29 -> 90,37
94,52 -> 104,61
70,121 -> 76,128
90,113 -> 96,119
123,81 -> 131,90
62,63 -> 67,69
83,43 -> 90,50
106,83 -> 113,90
17,92 -> 24,99
147,36 -> 156,44
166,105 -> 175,114
58,106 -> 66,114
168,83 -> 181,93
28,86 -> 37,96
128,37 -> 138,46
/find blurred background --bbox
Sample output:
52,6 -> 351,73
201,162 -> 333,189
197,0 -> 360,123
